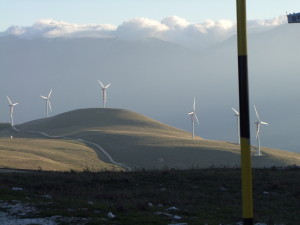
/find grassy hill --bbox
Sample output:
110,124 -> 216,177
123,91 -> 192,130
3,108 -> 298,170
0,137 -> 121,171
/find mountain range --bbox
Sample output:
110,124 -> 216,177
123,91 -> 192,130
1,22 -> 300,153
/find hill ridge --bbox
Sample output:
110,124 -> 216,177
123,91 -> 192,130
1,108 -> 300,170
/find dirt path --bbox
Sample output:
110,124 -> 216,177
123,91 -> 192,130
12,126 -> 132,171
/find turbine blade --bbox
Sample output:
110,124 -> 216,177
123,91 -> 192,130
253,105 -> 260,120
106,83 -> 111,88
48,89 -> 52,98
13,103 -> 19,106
194,113 -> 200,125
232,107 -> 239,115
48,100 -> 52,112
7,96 -> 12,105
41,95 -> 47,100
261,121 -> 268,125
98,80 -> 105,88
188,112 -> 193,115
193,97 -> 196,111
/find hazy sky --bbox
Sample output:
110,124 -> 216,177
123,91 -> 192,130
1,0 -> 299,31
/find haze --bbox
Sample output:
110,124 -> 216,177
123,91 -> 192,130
1,15 -> 300,153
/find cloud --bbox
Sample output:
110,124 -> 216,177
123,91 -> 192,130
162,18 -> 236,49
161,16 -> 190,30
1,16 -> 287,49
3,19 -> 116,39
115,17 -> 168,40
248,15 -> 287,33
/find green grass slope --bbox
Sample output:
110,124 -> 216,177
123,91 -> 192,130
0,137 -> 121,171
11,108 -> 300,169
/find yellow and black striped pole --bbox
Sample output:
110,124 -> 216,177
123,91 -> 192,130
236,0 -> 253,225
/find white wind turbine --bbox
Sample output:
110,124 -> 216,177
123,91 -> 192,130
188,98 -> 199,139
40,89 -> 52,118
253,105 -> 269,156
232,108 -> 240,144
7,96 -> 19,126
98,80 -> 111,108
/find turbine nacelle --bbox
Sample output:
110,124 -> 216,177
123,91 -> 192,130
232,107 -> 240,144
253,105 -> 269,156
98,80 -> 111,108
188,97 -> 199,138
98,80 -> 111,89
188,111 -> 199,124
41,89 -> 53,117
7,96 -> 18,106
6,96 -> 19,126
253,105 -> 269,132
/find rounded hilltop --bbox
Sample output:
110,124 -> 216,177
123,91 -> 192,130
5,108 -> 298,170
16,108 -> 192,137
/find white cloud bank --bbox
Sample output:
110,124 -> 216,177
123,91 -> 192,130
1,15 -> 287,49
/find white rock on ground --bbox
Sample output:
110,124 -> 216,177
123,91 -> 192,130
107,212 -> 116,218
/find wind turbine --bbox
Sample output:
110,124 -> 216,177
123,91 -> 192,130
188,98 -> 199,139
232,107 -> 240,144
98,80 -> 111,108
40,89 -> 52,118
7,96 -> 19,126
253,105 -> 269,156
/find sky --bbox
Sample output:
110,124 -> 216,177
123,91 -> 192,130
1,0 -> 299,32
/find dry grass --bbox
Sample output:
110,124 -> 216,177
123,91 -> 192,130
0,138 -> 121,171
1,108 -> 299,170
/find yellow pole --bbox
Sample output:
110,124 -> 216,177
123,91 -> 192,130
236,0 -> 253,224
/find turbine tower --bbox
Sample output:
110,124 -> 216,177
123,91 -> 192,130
253,105 -> 268,156
40,89 -> 52,118
98,80 -> 111,108
7,96 -> 19,126
232,107 -> 240,144
188,98 -> 199,139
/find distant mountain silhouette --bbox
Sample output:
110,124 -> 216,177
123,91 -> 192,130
1,23 -> 300,153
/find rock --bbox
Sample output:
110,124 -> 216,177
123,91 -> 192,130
42,195 -> 53,199
154,212 -> 173,217
107,212 -> 116,218
173,215 -> 182,220
166,206 -> 179,211
218,187 -> 228,191
11,187 -> 23,191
